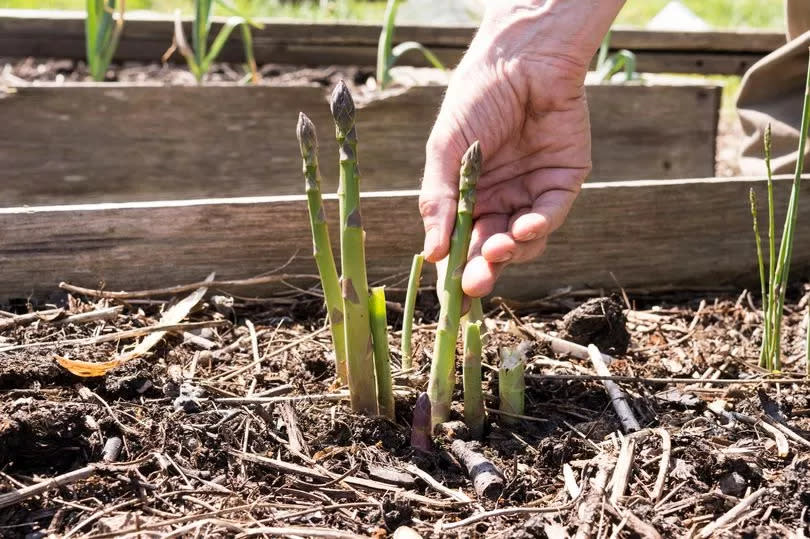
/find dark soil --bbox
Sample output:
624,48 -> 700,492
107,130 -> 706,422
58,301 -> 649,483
1,282 -> 809,538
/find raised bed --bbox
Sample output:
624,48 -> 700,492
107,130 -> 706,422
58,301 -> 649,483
0,9 -> 786,75
0,81 -> 720,205
2,176 -> 808,303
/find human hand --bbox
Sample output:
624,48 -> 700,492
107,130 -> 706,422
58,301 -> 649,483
420,0 -> 624,297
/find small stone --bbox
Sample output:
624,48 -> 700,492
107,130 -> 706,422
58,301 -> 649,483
561,295 -> 630,355
719,471 -> 747,497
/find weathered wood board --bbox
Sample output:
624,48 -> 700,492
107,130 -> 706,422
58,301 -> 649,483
1,177 -> 807,303
0,11 -> 784,75
0,82 -> 720,205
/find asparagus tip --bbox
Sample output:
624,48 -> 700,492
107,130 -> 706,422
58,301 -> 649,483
330,80 -> 356,134
410,392 -> 433,452
461,140 -> 483,180
296,112 -> 318,156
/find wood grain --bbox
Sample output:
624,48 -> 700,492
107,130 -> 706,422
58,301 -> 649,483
1,177 -> 807,302
0,82 -> 719,205
0,11 -> 783,74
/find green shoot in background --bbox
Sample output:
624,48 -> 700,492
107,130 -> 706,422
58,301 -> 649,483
595,30 -> 637,83
85,0 -> 125,81
750,52 -> 810,372
164,0 -> 260,83
376,0 -> 445,90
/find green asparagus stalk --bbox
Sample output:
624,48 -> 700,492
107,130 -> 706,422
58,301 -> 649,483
331,81 -> 378,415
463,321 -> 484,439
463,297 -> 487,344
764,125 -> 776,368
750,188 -> 768,368
498,347 -> 525,425
296,113 -> 348,385
427,141 -> 482,427
401,253 -> 424,370
369,286 -> 395,419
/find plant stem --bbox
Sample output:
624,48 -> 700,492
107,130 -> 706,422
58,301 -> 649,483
498,347 -> 525,426
331,81 -> 378,415
764,124 -> 776,368
767,53 -> 810,372
463,321 -> 484,439
427,141 -> 482,427
376,0 -> 401,90
369,286 -> 395,419
750,188 -> 769,368
401,253 -> 424,371
296,113 -> 347,385
463,297 -> 487,344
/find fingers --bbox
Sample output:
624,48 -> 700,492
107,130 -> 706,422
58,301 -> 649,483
462,214 -> 509,298
460,185 -> 579,296
420,128 -> 469,263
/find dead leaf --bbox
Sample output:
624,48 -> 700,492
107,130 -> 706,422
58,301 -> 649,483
54,273 -> 214,377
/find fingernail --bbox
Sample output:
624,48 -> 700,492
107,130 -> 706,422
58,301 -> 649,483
424,229 -> 440,257
521,232 -> 537,241
494,251 -> 513,263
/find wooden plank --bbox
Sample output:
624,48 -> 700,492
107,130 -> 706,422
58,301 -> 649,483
1,177 -> 807,303
0,11 -> 782,74
0,82 -> 719,205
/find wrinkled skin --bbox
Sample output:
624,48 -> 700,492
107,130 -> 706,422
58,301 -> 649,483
419,0 -> 625,297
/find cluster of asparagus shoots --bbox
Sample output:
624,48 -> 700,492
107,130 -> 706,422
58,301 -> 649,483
298,83 -> 526,437
749,53 -> 810,373
297,82 -> 392,417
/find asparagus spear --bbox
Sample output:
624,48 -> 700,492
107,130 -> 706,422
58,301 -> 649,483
498,346 -> 525,425
369,286 -> 395,419
331,81 -> 378,415
463,321 -> 484,439
296,113 -> 348,385
427,141 -> 482,427
401,253 -> 424,370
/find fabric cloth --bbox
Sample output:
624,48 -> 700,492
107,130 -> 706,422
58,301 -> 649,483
736,0 -> 810,175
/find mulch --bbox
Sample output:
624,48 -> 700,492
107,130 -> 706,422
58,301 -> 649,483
0,278 -> 808,538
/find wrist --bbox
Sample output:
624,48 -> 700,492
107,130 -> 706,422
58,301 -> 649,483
478,0 -> 626,71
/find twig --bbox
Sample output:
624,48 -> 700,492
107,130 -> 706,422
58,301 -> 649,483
0,320 -> 226,353
449,439 -> 504,500
499,305 -> 616,366
525,374 -> 807,385
731,412 -> 790,458
602,504 -> 662,539
761,415 -> 810,448
0,465 -> 96,509
441,495 -> 582,531
0,308 -> 63,330
576,454 -> 616,539
59,273 -> 321,299
213,326 -> 330,382
563,463 -> 581,499
484,406 -> 550,423
53,306 -> 124,326
236,526 -> 367,538
651,428 -> 671,502
587,344 -> 641,432
404,464 -> 472,503
230,451 -> 461,508
610,436 -> 636,506
696,488 -> 766,538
